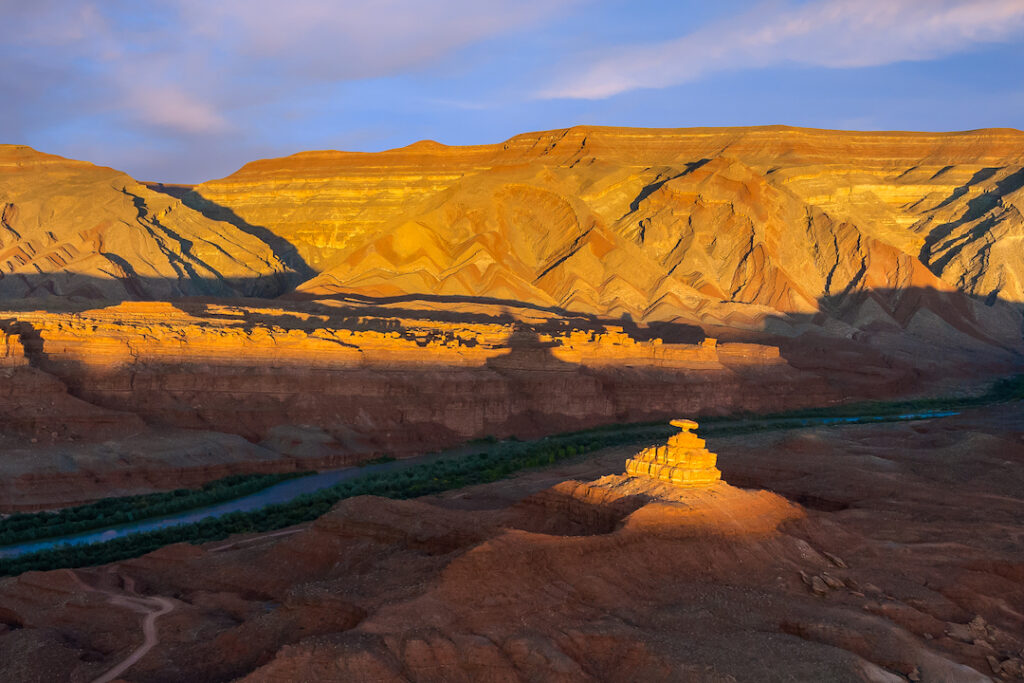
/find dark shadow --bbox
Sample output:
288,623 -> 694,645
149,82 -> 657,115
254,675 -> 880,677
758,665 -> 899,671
485,325 -> 579,374
920,168 -> 1024,290
283,290 -> 708,342
765,286 -> 1023,402
142,182 -> 194,200
294,290 -> 604,321
928,167 -> 998,212
2,319 -> 46,368
120,187 -> 231,295
621,159 -> 711,218
181,190 -> 316,288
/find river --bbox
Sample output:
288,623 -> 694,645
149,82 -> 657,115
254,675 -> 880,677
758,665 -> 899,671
0,410 -> 960,559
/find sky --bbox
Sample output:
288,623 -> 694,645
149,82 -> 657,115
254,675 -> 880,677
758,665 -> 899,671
3,0 -> 1024,183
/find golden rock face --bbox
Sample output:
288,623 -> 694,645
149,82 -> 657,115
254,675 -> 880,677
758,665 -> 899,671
0,145 -> 296,300
184,125 -> 1024,356
625,420 -> 722,488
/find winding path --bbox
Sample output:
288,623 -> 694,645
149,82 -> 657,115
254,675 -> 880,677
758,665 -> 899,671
209,526 -> 306,552
64,568 -> 176,683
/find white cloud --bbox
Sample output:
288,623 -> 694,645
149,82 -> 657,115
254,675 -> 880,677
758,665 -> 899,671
177,0 -> 582,79
124,85 -> 229,134
3,0 -> 581,136
540,0 -> 1024,99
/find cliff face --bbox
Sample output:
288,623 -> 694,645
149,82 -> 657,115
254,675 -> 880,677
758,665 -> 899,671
0,326 -> 142,443
7,301 -> 830,448
0,145 -> 298,300
193,127 -> 1024,341
0,298 -> 855,509
0,127 -> 1021,507
4,405 -> 1022,681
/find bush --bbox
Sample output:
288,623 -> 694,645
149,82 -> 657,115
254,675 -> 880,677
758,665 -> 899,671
0,471 -> 307,546
3,373 -> 1018,577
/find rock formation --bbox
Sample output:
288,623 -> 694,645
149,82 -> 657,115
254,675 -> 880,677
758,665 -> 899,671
189,126 -> 1024,358
624,419 -> 722,487
0,145 -> 297,301
2,404 -> 1020,681
0,301 -> 836,510
0,125 -> 1021,506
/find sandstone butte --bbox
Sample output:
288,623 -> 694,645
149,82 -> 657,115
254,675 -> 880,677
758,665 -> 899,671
625,419 -> 722,487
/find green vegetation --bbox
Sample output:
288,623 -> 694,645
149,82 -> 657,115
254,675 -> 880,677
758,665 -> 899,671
358,455 -> 397,467
1,374 -> 1019,577
704,373 -> 1024,424
0,472 -> 307,546
0,427 -> 670,576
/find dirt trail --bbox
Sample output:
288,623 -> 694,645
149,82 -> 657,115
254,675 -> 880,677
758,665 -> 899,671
64,568 -> 176,683
209,526 -> 306,552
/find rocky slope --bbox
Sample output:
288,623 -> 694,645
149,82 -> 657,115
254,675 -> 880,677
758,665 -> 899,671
0,299 -> 843,510
194,127 -> 1024,351
1,406 -> 1020,681
0,145 -> 298,301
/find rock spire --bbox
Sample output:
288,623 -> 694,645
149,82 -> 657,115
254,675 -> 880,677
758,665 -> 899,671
625,419 -> 722,487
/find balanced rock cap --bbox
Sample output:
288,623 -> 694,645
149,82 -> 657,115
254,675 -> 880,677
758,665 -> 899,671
624,418 -> 721,488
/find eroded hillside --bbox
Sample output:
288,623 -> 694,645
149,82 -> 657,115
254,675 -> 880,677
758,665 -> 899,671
0,145 -> 301,301
193,127 -> 1024,341
0,126 -> 1021,507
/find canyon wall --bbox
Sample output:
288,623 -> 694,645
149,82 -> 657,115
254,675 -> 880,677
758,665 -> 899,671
8,302 -> 830,451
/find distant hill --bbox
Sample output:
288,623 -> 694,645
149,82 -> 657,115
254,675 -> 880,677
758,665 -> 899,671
191,125 -> 1024,354
0,145 -> 299,301
2,127 -> 1022,357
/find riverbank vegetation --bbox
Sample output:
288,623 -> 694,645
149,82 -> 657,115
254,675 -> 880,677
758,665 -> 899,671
0,472 -> 307,546
1,375 -> 1019,576
0,427 -> 670,576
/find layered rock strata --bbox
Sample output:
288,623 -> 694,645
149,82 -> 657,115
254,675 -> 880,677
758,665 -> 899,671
624,419 -> 722,487
0,325 -> 142,446
4,302 -> 826,449
192,126 -> 1024,358
0,145 -> 297,301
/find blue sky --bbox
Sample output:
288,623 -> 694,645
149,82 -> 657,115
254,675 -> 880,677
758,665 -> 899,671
3,0 -> 1023,183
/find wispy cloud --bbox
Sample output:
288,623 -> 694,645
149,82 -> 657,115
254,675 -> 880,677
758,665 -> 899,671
5,0 -> 577,135
0,0 -> 581,178
540,0 -> 1024,99
124,85 -> 230,134
180,0 -> 580,79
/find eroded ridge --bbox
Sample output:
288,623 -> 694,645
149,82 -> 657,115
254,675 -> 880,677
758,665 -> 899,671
624,418 -> 722,487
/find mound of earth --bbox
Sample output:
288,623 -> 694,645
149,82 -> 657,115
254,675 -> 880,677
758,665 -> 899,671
1,405 -> 1020,681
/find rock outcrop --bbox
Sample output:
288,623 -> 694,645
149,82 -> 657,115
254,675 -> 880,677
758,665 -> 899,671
624,419 -> 722,487
0,145 -> 297,301
190,126 -> 1024,360
3,404 -> 1020,681
3,302 -> 830,448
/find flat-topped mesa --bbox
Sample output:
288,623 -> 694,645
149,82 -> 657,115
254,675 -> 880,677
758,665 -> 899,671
625,419 -> 722,487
